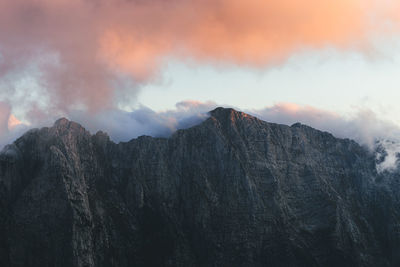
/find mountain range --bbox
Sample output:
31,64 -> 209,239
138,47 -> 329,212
0,107 -> 399,267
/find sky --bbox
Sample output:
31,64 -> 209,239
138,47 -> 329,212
1,0 -> 400,169
138,49 -> 400,122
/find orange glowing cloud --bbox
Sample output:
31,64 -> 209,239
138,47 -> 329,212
7,115 -> 22,131
0,102 -> 22,137
98,0 -> 374,74
1,0 -> 400,111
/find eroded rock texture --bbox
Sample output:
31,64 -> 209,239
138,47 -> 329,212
1,107 -> 400,267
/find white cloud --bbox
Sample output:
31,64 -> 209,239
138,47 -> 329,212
249,103 -> 400,172
1,100 -> 398,172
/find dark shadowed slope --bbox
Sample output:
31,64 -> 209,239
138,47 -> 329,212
1,107 -> 400,267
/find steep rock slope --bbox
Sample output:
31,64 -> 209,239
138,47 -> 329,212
0,107 -> 399,267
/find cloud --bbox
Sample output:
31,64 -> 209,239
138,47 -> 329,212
0,101 -> 28,149
0,100 -> 218,150
1,0 -> 400,115
68,100 -> 218,142
8,114 -> 22,131
0,100 -> 399,172
1,0 -> 400,169
248,103 -> 398,146
0,102 -> 11,138
249,103 -> 400,172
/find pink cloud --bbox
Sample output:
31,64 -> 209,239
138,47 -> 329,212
1,0 -> 399,114
0,102 -> 11,137
8,115 -> 22,130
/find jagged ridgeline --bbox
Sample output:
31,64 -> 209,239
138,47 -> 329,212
1,108 -> 400,267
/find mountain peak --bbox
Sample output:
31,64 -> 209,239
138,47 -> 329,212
54,117 -> 70,126
46,117 -> 90,141
53,117 -> 86,132
210,107 -> 240,116
209,106 -> 235,115
209,107 -> 254,122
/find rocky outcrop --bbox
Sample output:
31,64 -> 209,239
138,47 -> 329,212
0,108 -> 399,267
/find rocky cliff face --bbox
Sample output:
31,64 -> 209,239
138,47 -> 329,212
0,107 -> 400,267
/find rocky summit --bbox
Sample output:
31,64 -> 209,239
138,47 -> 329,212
0,107 -> 400,267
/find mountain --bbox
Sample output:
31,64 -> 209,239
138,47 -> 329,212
0,107 -> 400,267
